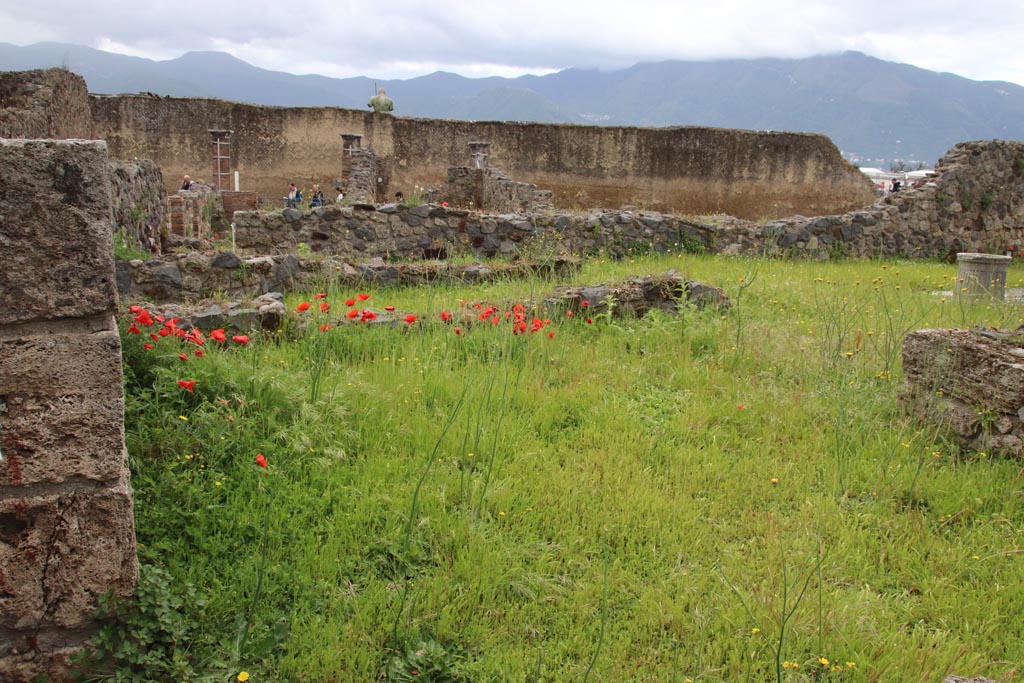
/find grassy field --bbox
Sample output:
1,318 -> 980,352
92,254 -> 1024,683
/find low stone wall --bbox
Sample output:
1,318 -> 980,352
0,139 -> 137,682
760,141 -> 1024,259
110,159 -> 165,252
227,140 -> 1024,261
444,166 -> 553,213
115,252 -> 582,302
903,328 -> 1024,456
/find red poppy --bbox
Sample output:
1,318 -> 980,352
736,404 -> 746,410
357,293 -> 370,301
442,201 -> 449,207
232,335 -> 249,345
158,328 -> 170,337
256,454 -> 268,468
361,310 -> 377,322
345,298 -> 356,307
178,352 -> 188,363
548,331 -> 555,339
129,305 -> 143,313
586,318 -> 593,324
491,315 -> 499,325
177,379 -> 197,392
320,302 -> 330,313
567,311 -> 574,317
150,332 -> 160,342
143,342 -> 154,350
155,315 -> 165,323
194,348 -> 204,357
346,309 -> 359,319
441,311 -> 452,322
127,323 -> 140,335
581,301 -> 589,307
319,323 -> 334,331
455,326 -> 462,335
211,329 -> 227,343
296,301 -> 311,312
384,305 -> 395,312
404,314 -> 417,324
314,292 -> 328,300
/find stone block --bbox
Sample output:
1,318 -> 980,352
0,479 -> 137,630
0,140 -> 117,325
0,327 -> 125,486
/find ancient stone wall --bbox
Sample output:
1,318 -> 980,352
110,158 -> 165,253
444,166 -> 553,213
226,139 -> 1024,263
87,95 -> 876,220
758,141 -> 1024,259
0,140 -> 137,682
0,69 -> 92,140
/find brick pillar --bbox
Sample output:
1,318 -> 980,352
209,129 -> 233,191
0,140 -> 138,682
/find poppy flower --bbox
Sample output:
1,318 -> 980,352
441,311 -> 452,322
361,310 -> 377,322
454,326 -> 462,335
128,305 -> 143,314
177,379 -> 197,392
736,404 -> 746,410
384,305 -> 395,312
178,352 -> 188,363
567,311 -> 574,317
548,331 -> 555,339
314,292 -> 328,300
127,323 -> 140,335
581,301 -> 589,307
194,348 -> 204,357
211,329 -> 227,343
158,328 -> 170,337
586,318 -> 593,324
442,201 -> 449,207
255,454 -> 268,468
346,309 -> 359,319
357,293 -> 370,301
143,343 -> 154,350
345,298 -> 356,307
296,301 -> 311,312
404,314 -> 417,324
150,333 -> 160,342
134,312 -> 154,326
320,302 -> 331,313
232,334 -> 249,345
319,323 -> 334,331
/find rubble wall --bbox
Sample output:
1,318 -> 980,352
88,94 -> 876,220
0,139 -> 137,682
0,68 -> 92,140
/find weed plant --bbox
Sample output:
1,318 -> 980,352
87,255 -> 1024,683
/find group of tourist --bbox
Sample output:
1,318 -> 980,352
286,182 -> 345,209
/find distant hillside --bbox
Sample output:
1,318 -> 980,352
2,42 -> 1023,166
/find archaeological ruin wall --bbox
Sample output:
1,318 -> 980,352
88,93 -> 876,220
0,69 -> 92,140
0,139 -> 138,682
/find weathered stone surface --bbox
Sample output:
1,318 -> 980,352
0,68 -> 92,140
0,328 -> 126,487
903,328 -> 1024,456
943,677 -> 1000,683
0,140 -> 118,325
0,479 -> 137,632
554,271 -> 730,318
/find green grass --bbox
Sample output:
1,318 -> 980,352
93,255 -> 1024,683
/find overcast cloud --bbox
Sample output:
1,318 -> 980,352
3,0 -> 1024,85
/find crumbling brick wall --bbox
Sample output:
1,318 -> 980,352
0,139 -> 137,682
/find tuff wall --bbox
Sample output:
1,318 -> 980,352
0,69 -> 92,140
87,95 -> 876,220
0,139 -> 137,682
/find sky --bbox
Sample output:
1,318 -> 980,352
3,0 -> 1024,86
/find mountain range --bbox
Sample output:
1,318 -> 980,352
2,41 -> 1023,167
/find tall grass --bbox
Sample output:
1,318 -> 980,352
95,255 -> 1024,683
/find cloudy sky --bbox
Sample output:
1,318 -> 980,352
3,0 -> 1024,85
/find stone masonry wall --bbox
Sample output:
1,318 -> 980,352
0,140 -> 137,682
110,158 -> 165,253
88,94 -> 876,220
0,69 -> 92,140
757,141 -> 1024,259
227,140 -> 1024,261
444,167 -> 553,213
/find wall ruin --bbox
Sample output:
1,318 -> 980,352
87,94 -> 877,220
0,139 -> 137,682
0,69 -> 92,140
